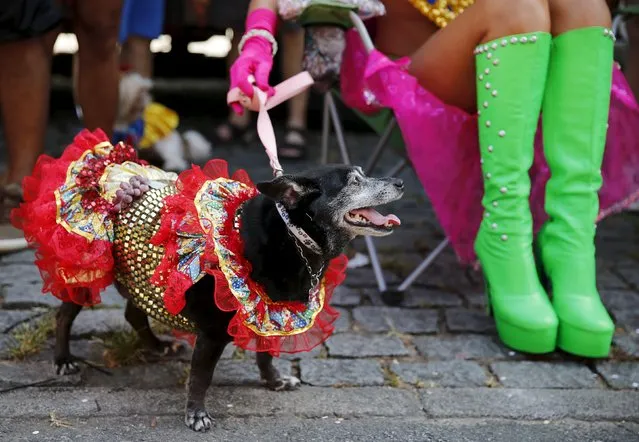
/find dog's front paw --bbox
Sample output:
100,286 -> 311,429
185,408 -> 213,432
54,356 -> 80,375
265,374 -> 301,391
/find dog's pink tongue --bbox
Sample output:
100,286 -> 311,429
351,208 -> 401,226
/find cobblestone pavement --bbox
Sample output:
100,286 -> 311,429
0,120 -> 638,441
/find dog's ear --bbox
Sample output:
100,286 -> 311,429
257,175 -> 320,209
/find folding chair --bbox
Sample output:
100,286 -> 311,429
298,6 -> 450,304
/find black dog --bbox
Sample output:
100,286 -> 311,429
53,165 -> 403,432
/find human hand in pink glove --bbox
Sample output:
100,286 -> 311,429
229,8 -> 278,114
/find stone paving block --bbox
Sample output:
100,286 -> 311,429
415,263 -> 478,294
212,360 -> 292,386
0,310 -> 40,332
0,249 -> 36,265
326,333 -> 410,357
221,343 -> 237,359
600,290 -> 639,324
421,388 -> 639,421
445,308 -> 495,333
352,307 -> 439,334
83,362 -> 189,388
0,361 -> 81,388
0,386 -> 424,419
414,335 -> 507,360
615,334 -> 639,357
333,307 -> 351,333
1,282 -> 59,308
72,309 -> 130,337
465,293 -> 488,309
615,267 -> 639,287
596,362 -> 639,390
99,285 -> 127,308
598,269 -> 630,289
278,344 -> 323,361
600,290 -> 639,310
330,285 -> 361,307
614,311 -> 639,331
400,288 -> 463,308
300,359 -> 384,386
0,263 -> 42,286
28,338 -> 106,363
490,362 -> 600,389
344,268 -> 399,288
390,360 -> 488,387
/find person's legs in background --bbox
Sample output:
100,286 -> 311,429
119,0 -> 166,77
279,22 -> 309,159
73,0 -> 123,138
0,0 -> 60,252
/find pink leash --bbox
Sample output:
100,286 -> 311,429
227,72 -> 314,177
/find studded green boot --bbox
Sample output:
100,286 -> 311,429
474,32 -> 558,354
538,27 -> 616,358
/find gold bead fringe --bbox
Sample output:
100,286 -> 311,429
408,0 -> 474,28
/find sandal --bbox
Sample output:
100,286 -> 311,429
280,126 -> 308,160
0,183 -> 27,253
214,121 -> 254,145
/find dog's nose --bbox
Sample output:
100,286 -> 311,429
392,178 -> 404,190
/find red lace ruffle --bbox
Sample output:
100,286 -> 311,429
10,129 -> 123,305
152,159 -> 348,356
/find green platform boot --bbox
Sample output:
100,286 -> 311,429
538,27 -> 616,358
475,32 -> 558,354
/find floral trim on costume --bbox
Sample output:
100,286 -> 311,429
13,130 -> 346,356
153,160 -> 346,355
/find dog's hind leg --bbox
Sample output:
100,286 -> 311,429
256,352 -> 301,391
54,301 -> 83,375
123,299 -> 183,356
185,334 -> 228,432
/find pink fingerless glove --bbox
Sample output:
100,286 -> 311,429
229,8 -> 278,114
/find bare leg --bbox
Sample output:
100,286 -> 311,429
281,26 -> 308,130
121,36 -> 154,78
54,301 -> 83,375
0,30 -> 58,185
548,0 -> 611,34
279,25 -> 309,158
185,334 -> 228,432
256,352 -> 301,391
408,0 -> 551,112
74,0 -> 123,137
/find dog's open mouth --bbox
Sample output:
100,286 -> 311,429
345,207 -> 401,231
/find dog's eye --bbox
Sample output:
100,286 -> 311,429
351,175 -> 361,185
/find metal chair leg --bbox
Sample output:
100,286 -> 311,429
326,93 -> 352,165
397,238 -> 450,292
387,158 -> 408,178
364,117 -> 397,174
364,235 -> 387,292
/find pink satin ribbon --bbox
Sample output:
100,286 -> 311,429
227,72 -> 314,176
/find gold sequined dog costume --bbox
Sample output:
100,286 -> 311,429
12,129 -> 346,355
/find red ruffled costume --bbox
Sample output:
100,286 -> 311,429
12,129 -> 346,356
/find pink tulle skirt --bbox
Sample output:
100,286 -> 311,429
340,29 -> 639,264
